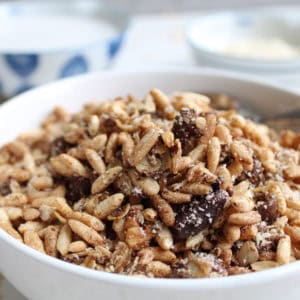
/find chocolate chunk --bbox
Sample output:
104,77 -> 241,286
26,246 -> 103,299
219,145 -> 234,165
211,179 -> 221,191
171,260 -> 190,278
62,254 -> 85,265
64,176 -> 91,205
102,117 -> 117,133
256,194 -> 278,224
256,226 -> 281,253
226,187 -> 234,197
172,108 -> 201,154
258,240 -> 278,253
103,117 -> 116,128
105,221 -> 117,240
128,192 -> 143,205
50,137 -> 72,156
0,182 -> 11,196
246,159 -> 264,186
173,189 -> 229,240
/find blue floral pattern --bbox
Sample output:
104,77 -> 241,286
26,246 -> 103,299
59,55 -> 88,78
4,54 -> 39,77
108,34 -> 124,59
14,83 -> 34,96
0,80 -> 4,100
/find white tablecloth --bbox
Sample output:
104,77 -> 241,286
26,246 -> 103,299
1,12 -> 300,300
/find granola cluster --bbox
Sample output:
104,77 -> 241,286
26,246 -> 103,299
1,89 -> 300,278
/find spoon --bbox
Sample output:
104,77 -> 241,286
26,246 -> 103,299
206,93 -> 300,132
260,110 -> 300,132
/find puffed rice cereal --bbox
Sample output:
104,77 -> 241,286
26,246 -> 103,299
1,89 -> 300,278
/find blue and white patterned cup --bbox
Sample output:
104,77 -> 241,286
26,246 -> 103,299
0,1 -> 128,99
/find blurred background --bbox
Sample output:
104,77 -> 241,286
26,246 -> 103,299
3,0 -> 296,13
106,0 -> 298,12
0,0 -> 300,101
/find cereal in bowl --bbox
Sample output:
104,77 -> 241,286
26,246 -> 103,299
0,89 -> 300,278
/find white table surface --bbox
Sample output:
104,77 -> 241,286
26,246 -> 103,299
1,12 -> 300,300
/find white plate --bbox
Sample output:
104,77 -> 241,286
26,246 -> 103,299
186,6 -> 300,72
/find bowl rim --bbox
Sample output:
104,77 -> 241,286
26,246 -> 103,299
1,68 -> 300,290
0,0 -> 129,55
186,5 -> 300,68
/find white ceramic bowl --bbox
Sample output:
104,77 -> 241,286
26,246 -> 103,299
186,6 -> 300,73
0,1 -> 128,98
1,70 -> 300,300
